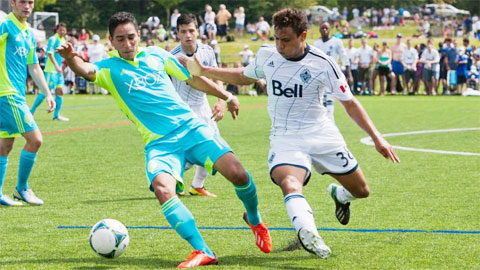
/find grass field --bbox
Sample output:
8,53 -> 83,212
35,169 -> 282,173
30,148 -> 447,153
0,94 -> 479,269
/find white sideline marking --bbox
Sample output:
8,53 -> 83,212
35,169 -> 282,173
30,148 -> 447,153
360,128 -> 480,156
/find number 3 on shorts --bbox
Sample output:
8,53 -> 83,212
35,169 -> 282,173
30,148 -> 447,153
336,148 -> 354,168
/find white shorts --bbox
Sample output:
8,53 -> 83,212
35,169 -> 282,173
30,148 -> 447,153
189,101 -> 219,134
268,122 -> 358,185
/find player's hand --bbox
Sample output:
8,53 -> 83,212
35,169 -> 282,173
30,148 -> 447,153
373,136 -> 400,163
45,95 -> 56,113
226,95 -> 239,120
185,54 -> 204,77
56,43 -> 80,60
211,100 -> 226,122
56,66 -> 62,73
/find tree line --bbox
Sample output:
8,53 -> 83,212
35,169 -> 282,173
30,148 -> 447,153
40,0 -> 478,30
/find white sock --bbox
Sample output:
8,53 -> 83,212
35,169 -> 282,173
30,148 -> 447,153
284,193 -> 318,235
327,183 -> 356,204
191,166 -> 209,188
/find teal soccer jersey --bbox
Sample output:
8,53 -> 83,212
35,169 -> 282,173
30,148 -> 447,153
93,46 -> 231,189
44,33 -> 65,73
93,46 -> 196,145
0,13 -> 38,98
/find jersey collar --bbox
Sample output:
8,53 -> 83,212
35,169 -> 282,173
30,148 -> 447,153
286,44 -> 310,62
8,12 -> 27,31
108,47 -> 146,66
182,41 -> 199,57
55,33 -> 66,43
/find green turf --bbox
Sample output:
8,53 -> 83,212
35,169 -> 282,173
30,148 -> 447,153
0,94 -> 479,269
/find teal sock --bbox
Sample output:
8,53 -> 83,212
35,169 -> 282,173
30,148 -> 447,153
162,196 -> 214,257
54,95 -> 63,118
0,156 -> 7,196
16,150 -> 37,191
30,93 -> 45,114
234,171 -> 261,226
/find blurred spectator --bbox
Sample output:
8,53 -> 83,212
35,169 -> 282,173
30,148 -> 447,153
234,7 -> 245,40
239,44 -> 253,66
420,41 -> 440,95
204,4 -> 216,40
156,24 -> 168,42
255,17 -> 270,41
391,33 -> 406,93
246,23 -> 256,35
352,7 -> 360,19
78,28 -> 89,42
200,35 -> 208,45
146,15 -> 160,31
140,23 -> 150,42
377,42 -> 396,95
456,47 -> 468,93
345,38 -> 359,94
164,43 -> 172,52
355,38 -> 375,94
210,39 -> 220,65
146,39 -> 155,47
69,28 -> 78,40
170,9 -> 181,38
401,38 -> 418,95
216,4 -> 231,42
87,34 -> 108,94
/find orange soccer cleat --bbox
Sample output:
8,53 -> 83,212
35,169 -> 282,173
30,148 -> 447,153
188,186 -> 217,198
177,250 -> 218,269
243,212 -> 272,253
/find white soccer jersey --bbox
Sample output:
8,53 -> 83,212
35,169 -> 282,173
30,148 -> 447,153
244,44 -> 353,136
313,37 -> 348,68
170,41 -> 218,106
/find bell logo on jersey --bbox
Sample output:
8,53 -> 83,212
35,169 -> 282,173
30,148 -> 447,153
272,80 -> 303,98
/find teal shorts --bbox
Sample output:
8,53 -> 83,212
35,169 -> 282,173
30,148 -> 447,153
45,72 -> 65,90
0,95 -> 37,138
145,119 -> 231,192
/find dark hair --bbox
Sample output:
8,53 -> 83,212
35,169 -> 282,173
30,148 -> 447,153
108,12 -> 139,37
272,8 -> 307,36
177,13 -> 198,29
54,23 -> 67,34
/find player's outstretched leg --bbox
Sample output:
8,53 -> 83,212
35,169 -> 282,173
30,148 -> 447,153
30,93 -> 45,114
327,167 -> 370,225
284,192 -> 331,259
214,153 -> 272,253
189,166 -> 216,197
152,174 -> 217,268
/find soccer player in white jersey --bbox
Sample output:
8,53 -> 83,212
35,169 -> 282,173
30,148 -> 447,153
313,22 -> 352,121
183,8 -> 400,258
170,13 -> 224,198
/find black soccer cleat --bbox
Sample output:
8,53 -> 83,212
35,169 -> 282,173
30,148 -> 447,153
328,184 -> 350,225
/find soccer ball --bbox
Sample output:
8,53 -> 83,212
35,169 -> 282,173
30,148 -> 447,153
89,219 -> 130,258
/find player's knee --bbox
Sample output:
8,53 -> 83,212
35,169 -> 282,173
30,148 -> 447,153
279,176 -> 302,194
228,166 -> 248,186
355,185 -> 370,198
0,144 -> 13,156
27,137 -> 43,151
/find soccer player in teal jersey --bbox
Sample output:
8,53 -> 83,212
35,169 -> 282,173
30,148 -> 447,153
57,12 -> 272,268
30,22 -> 69,121
0,0 -> 56,206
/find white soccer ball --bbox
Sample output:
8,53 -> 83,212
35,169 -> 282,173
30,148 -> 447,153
89,219 -> 130,258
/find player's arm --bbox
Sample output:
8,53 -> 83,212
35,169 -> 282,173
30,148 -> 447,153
180,54 -> 257,85
186,75 -> 239,120
339,98 -> 399,163
28,64 -> 55,112
56,43 -> 96,81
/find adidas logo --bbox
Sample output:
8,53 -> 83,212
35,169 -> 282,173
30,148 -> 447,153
267,61 -> 275,67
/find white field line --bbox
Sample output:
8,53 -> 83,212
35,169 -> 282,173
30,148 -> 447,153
360,128 -> 480,156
